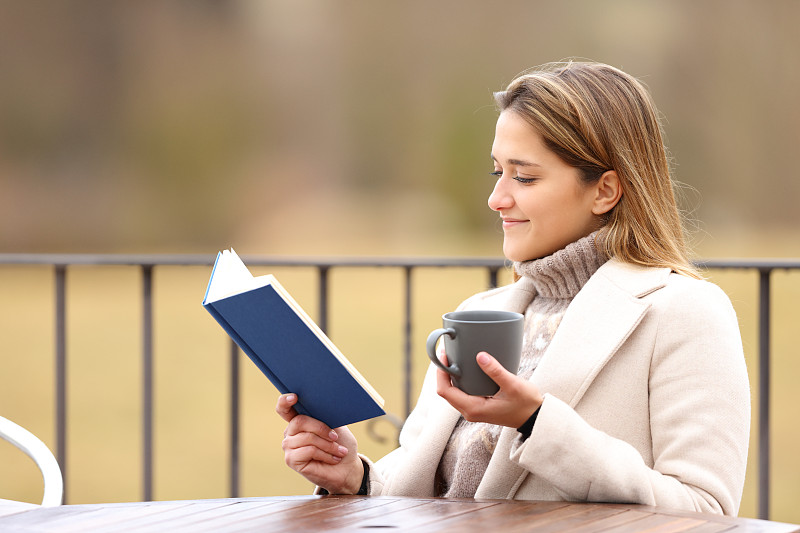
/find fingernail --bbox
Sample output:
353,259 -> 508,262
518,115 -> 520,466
477,352 -> 490,364
338,445 -> 348,456
329,430 -> 338,440
332,455 -> 342,462
286,394 -> 296,403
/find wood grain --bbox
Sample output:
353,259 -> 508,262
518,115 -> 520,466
0,496 -> 796,532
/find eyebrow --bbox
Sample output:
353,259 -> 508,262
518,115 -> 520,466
490,154 -> 543,168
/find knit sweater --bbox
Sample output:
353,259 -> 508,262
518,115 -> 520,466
434,234 -> 607,498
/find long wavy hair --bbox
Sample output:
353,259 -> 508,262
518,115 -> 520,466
495,61 -> 699,278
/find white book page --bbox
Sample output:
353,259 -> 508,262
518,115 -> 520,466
205,249 -> 274,303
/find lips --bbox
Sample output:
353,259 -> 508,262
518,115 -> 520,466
501,217 -> 528,228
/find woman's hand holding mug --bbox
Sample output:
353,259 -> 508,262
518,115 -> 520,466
436,351 -> 544,428
427,310 -> 542,427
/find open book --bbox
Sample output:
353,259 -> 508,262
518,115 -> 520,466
202,249 -> 385,428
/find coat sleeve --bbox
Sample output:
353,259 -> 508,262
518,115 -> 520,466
508,277 -> 751,516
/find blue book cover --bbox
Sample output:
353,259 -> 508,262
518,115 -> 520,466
203,249 -> 385,428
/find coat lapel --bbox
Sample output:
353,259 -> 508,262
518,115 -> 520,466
531,259 -> 668,407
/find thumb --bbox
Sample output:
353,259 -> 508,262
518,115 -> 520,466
276,393 -> 299,422
476,352 -> 514,386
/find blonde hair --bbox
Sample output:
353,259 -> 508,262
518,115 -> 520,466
495,61 -> 699,279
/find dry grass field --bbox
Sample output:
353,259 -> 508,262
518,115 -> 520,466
0,261 -> 798,523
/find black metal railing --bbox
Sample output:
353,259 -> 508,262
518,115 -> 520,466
2,254 -> 799,520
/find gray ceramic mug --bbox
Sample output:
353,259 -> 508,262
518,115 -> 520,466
426,310 -> 524,396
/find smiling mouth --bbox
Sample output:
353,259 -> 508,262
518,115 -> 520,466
501,218 -> 528,228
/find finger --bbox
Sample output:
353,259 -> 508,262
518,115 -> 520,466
435,351 -> 454,386
286,414 -> 339,442
436,366 -> 452,393
436,365 -> 475,408
436,364 -> 465,401
285,444 -> 345,467
476,352 -> 515,389
283,432 -> 349,459
275,393 -> 299,422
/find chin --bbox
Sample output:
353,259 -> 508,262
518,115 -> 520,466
503,246 -> 530,263
504,246 -> 552,263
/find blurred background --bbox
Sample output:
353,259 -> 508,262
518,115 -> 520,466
1,0 -> 799,524
2,0 -> 800,258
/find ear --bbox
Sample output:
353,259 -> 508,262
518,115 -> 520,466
591,170 -> 623,215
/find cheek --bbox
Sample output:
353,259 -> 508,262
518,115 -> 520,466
559,184 -> 596,216
519,194 -> 557,221
515,192 -> 545,215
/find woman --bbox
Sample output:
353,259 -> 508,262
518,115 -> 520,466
276,61 -> 751,516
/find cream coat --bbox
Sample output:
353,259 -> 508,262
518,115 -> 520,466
363,259 -> 751,516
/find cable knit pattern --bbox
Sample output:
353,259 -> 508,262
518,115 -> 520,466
435,233 -> 607,498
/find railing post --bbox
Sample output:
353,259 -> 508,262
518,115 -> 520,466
229,339 -> 240,498
54,265 -> 67,504
403,266 -> 413,419
142,265 -> 154,502
758,268 -> 771,520
318,266 -> 330,334
488,266 -> 500,290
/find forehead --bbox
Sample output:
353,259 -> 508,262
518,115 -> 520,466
491,111 -> 551,162
494,110 -> 538,138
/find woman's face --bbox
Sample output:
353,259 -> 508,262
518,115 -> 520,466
489,110 -> 602,262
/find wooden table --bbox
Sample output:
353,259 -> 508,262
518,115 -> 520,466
0,495 -> 798,532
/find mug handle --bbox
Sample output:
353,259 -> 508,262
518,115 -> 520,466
426,328 -> 461,377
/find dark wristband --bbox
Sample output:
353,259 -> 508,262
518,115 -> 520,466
516,406 -> 541,440
357,460 -> 370,495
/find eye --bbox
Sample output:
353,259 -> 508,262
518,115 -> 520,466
490,170 -> 537,184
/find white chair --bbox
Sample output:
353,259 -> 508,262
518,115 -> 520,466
0,415 -> 63,507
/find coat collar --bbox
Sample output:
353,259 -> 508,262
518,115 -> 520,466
497,258 -> 671,314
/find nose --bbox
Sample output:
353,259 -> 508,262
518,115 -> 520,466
488,175 -> 513,212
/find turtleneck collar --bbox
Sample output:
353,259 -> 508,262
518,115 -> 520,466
512,232 -> 608,299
